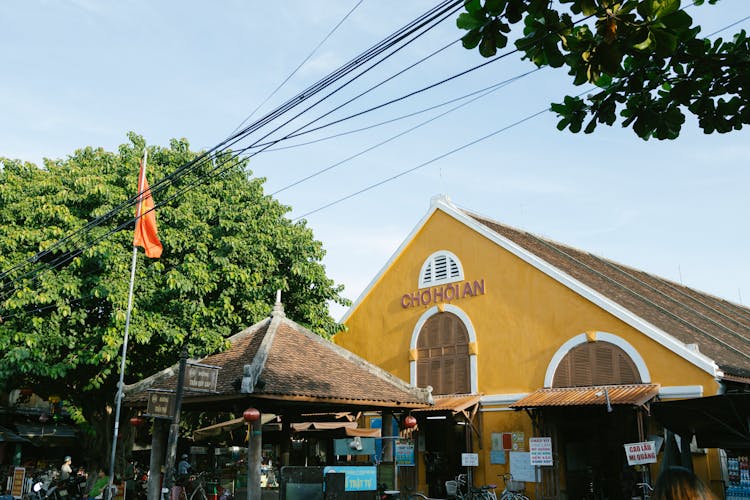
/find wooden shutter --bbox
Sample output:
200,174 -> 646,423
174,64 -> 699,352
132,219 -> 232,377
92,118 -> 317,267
552,341 -> 640,387
416,312 -> 470,395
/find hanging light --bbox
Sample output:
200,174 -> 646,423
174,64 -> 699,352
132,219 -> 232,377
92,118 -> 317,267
404,415 -> 417,429
243,407 -> 260,423
129,416 -> 145,426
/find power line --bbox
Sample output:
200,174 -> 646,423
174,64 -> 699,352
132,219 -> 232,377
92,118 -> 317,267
0,1 -> 464,303
270,69 -> 540,196
229,0 -> 366,136
4,5 -> 745,311
291,88 -> 595,221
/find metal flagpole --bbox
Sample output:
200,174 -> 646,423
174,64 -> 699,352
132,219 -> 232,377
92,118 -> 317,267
107,149 -> 149,499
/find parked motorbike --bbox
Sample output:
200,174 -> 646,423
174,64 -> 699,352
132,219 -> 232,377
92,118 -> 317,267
27,471 -> 57,500
55,470 -> 87,500
131,463 -> 149,500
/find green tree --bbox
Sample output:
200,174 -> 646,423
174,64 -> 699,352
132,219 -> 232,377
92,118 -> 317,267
457,0 -> 749,139
0,133 -> 348,465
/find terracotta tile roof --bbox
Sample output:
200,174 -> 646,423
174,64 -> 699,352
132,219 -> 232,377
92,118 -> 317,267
124,304 -> 432,410
466,211 -> 750,379
509,384 -> 660,408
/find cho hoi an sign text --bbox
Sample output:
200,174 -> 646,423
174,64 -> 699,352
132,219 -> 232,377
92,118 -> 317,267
401,279 -> 485,308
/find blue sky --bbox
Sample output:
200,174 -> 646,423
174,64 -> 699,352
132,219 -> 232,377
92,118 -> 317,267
2,1 -> 749,320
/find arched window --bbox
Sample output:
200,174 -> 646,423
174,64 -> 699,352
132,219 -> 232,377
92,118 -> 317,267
552,341 -> 641,387
419,251 -> 464,289
416,312 -> 470,394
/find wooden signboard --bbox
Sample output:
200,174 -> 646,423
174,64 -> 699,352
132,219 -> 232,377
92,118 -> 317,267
11,467 -> 25,499
145,390 -> 176,419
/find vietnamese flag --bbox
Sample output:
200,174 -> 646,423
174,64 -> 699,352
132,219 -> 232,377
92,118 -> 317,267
133,159 -> 163,258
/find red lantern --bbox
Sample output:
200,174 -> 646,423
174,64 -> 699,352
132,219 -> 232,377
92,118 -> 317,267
243,407 -> 260,423
404,415 -> 417,429
129,416 -> 145,427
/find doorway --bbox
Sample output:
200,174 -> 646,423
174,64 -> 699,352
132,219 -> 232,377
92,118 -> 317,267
549,406 -> 642,500
423,416 -> 466,498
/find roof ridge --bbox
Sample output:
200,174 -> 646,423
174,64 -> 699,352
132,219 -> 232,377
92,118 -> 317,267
241,312 -> 282,393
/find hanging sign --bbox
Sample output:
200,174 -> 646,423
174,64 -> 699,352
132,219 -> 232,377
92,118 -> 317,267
185,362 -> 220,392
529,437 -> 553,466
624,441 -> 657,465
461,453 -> 479,467
396,440 -> 415,466
145,390 -> 176,419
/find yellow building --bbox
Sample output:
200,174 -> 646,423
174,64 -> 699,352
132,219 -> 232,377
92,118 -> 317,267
334,196 -> 750,499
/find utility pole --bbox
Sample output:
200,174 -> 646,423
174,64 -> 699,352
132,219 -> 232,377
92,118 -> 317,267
163,349 -> 188,494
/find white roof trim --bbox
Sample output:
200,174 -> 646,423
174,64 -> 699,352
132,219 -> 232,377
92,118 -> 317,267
480,393 -> 529,406
437,198 -> 720,377
340,198 -> 445,323
341,195 -> 721,378
544,332 -> 652,387
659,385 -> 704,399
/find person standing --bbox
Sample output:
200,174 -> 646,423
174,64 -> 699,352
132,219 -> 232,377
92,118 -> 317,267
177,455 -> 192,478
61,456 -> 73,481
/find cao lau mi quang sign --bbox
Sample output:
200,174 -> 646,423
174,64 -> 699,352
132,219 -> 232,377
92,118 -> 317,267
624,441 -> 657,466
401,279 -> 485,309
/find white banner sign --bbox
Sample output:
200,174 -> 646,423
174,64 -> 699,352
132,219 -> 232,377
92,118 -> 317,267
624,441 -> 657,465
461,453 -> 479,467
529,437 -> 553,466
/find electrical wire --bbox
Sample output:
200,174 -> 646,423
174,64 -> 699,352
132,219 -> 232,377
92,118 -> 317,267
270,69 -> 541,196
229,0 -> 366,136
291,87 -> 597,221
0,0 -> 463,301
3,5 -> 746,311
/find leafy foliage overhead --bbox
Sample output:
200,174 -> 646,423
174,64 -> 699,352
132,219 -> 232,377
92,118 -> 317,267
457,0 -> 750,139
0,133 -> 348,403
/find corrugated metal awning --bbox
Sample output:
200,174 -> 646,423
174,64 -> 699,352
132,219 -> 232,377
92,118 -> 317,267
15,423 -> 77,438
193,414 -> 277,440
412,393 -> 481,414
509,384 -> 660,409
0,425 -> 30,443
291,421 -> 381,437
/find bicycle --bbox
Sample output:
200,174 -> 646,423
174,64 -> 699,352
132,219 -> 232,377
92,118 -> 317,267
471,484 -> 497,500
446,474 -> 497,500
187,472 -> 210,500
634,481 -> 653,500
499,474 -> 528,500
167,472 -> 209,500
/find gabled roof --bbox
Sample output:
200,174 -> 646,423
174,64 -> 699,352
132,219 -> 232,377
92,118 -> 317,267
343,195 -> 750,380
125,302 -> 432,410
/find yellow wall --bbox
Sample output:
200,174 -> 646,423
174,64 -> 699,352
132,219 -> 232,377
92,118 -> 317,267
335,207 -> 722,496
337,209 -> 717,393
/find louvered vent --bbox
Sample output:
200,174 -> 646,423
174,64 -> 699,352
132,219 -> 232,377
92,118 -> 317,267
419,251 -> 464,288
552,341 -> 640,388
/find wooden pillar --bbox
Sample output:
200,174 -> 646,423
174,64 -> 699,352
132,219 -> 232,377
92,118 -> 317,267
148,419 -> 168,500
246,418 -> 262,500
281,420 -> 291,466
382,411 -> 394,462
